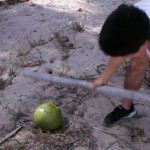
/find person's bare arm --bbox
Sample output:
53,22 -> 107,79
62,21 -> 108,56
92,56 -> 126,91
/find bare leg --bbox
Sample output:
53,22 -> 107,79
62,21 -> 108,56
122,57 -> 149,110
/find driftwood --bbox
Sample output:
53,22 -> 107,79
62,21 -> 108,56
23,71 -> 150,103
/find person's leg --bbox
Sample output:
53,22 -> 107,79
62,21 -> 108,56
103,54 -> 149,127
122,56 -> 149,109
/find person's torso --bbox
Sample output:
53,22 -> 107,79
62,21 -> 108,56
146,48 -> 150,58
134,0 -> 150,58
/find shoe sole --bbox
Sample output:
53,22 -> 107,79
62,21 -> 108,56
125,110 -> 137,118
103,110 -> 137,127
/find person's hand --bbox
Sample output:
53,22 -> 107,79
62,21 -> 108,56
92,78 -> 106,92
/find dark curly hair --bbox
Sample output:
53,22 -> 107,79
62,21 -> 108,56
99,4 -> 150,56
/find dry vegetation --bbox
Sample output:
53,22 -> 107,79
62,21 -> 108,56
0,0 -> 29,6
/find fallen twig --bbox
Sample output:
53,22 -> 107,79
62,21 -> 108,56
105,140 -> 118,150
139,136 -> 143,150
0,126 -> 23,145
92,126 -> 136,150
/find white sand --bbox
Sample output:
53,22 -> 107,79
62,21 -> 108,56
0,0 -> 150,149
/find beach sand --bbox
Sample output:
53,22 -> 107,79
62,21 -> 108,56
0,0 -> 150,149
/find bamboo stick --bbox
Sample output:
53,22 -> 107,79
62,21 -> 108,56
23,71 -> 150,103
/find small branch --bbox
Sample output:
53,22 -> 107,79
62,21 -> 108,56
139,136 -> 143,150
0,126 -> 23,145
105,140 -> 118,150
92,126 -> 136,150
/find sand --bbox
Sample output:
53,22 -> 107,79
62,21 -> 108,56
0,0 -> 150,149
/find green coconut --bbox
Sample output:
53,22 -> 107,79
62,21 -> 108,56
34,101 -> 62,131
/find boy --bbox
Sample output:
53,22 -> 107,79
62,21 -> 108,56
93,1 -> 150,127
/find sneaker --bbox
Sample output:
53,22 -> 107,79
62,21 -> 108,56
103,104 -> 137,127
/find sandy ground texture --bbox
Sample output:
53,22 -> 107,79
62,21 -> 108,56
0,0 -> 150,149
